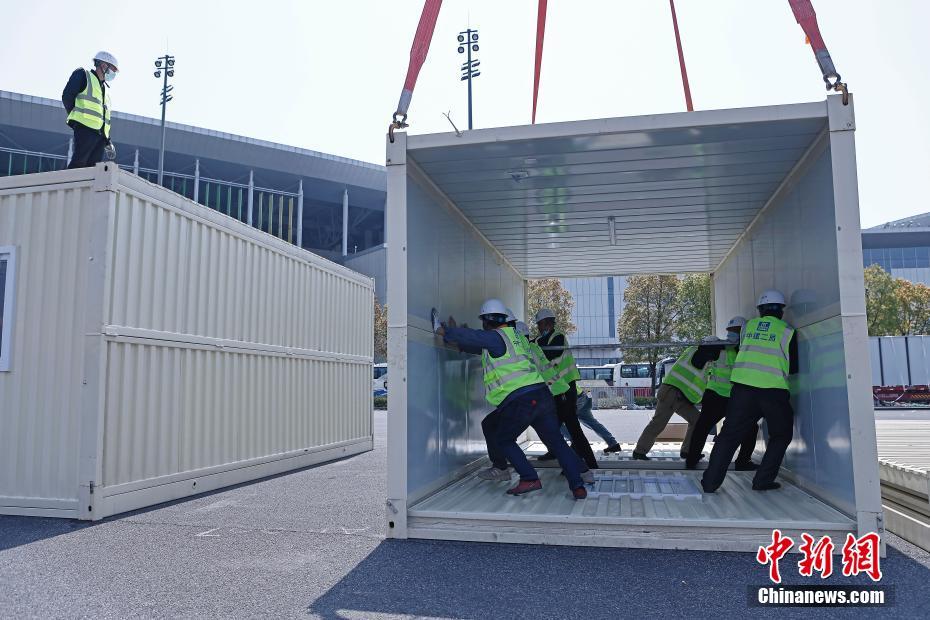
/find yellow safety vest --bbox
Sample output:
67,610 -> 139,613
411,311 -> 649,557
534,330 -> 581,396
481,327 -> 546,406
706,347 -> 737,398
731,317 -> 794,390
67,70 -> 111,138
662,346 -> 707,404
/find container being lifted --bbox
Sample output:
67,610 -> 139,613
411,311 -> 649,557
385,95 -> 882,551
0,164 -> 375,520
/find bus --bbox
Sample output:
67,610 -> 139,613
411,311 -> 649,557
577,364 -> 617,388
611,358 -> 677,394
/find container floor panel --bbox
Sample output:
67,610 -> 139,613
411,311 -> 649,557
407,467 -> 854,552
524,441 -> 727,470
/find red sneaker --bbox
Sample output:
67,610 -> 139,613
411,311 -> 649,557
506,479 -> 542,495
572,486 -> 588,500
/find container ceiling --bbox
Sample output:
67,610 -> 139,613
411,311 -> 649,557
408,103 -> 828,278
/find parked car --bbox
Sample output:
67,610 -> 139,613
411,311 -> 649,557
373,363 -> 388,396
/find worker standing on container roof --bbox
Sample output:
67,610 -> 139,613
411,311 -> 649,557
437,299 -> 590,499
683,316 -> 760,471
632,338 -> 724,461
62,51 -> 118,169
531,309 -> 600,471
702,290 -> 798,493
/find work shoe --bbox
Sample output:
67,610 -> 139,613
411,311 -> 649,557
581,470 -> 595,485
572,487 -> 588,500
701,481 -> 717,494
734,461 -> 759,471
507,479 -> 543,495
603,443 -> 623,454
477,466 -> 512,482
632,451 -> 651,461
536,452 -> 556,461
752,482 -> 782,491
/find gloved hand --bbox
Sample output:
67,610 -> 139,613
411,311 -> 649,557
104,143 -> 117,161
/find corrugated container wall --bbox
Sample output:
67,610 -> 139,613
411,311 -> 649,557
0,165 -> 374,519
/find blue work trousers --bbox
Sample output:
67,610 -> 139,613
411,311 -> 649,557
491,386 -> 586,490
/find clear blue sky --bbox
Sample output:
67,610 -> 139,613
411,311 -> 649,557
1,0 -> 927,227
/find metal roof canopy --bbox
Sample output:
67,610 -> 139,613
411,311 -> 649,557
405,101 -> 829,279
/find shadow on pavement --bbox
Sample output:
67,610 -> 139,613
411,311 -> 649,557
0,517 -> 92,552
308,537 -> 930,619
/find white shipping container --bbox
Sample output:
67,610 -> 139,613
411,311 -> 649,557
385,96 -> 882,551
0,164 -> 374,520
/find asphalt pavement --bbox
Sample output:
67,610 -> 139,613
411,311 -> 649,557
1,410 -> 929,619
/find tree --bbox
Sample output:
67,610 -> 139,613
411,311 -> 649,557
526,279 -> 576,338
895,279 -> 930,336
373,299 -> 387,362
675,273 -> 712,341
616,275 -> 682,390
863,265 -> 930,336
864,264 -> 900,336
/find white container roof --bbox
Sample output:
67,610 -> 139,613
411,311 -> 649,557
406,101 -> 829,278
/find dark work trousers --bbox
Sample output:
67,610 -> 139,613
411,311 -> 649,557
495,386 -> 586,490
67,124 -> 107,169
685,390 -> 759,468
555,390 -> 599,469
481,409 -> 507,469
702,383 -> 794,491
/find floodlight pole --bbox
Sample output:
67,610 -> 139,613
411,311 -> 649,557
457,29 -> 480,130
153,54 -> 176,186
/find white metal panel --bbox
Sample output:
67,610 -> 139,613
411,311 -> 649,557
0,170 -> 101,511
713,138 -> 857,516
107,174 -> 373,359
869,337 -> 882,385
908,336 -> 930,385
100,340 -> 371,487
408,103 -> 828,278
402,170 -> 524,502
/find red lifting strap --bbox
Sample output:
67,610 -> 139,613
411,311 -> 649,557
788,0 -> 840,88
532,0 -> 548,124
668,0 -> 693,112
393,0 -> 443,126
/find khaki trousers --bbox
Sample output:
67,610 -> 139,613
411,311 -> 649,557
634,383 -> 700,455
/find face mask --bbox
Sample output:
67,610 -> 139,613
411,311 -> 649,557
104,70 -> 117,83
538,329 -> 551,338
726,331 -> 740,344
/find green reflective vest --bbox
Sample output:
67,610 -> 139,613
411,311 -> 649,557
67,70 -> 111,138
707,347 -> 738,398
662,346 -> 707,404
534,330 -> 581,396
731,317 -> 794,390
481,327 -> 545,406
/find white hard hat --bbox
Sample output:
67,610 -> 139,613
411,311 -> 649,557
479,298 -> 509,318
93,51 -> 119,70
534,308 -> 556,323
757,289 -> 786,307
505,308 -> 517,322
726,316 -> 747,331
515,321 -> 530,336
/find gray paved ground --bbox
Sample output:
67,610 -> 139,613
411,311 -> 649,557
1,410 -> 929,619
